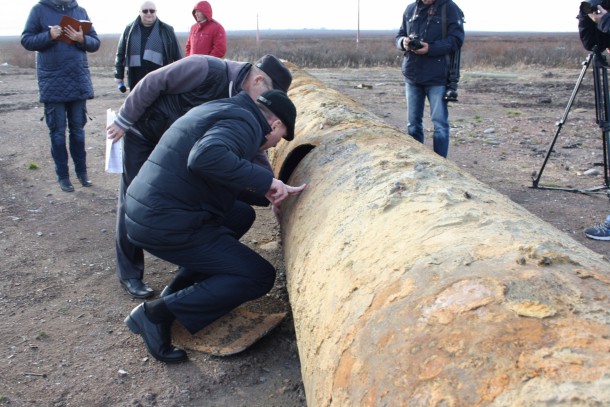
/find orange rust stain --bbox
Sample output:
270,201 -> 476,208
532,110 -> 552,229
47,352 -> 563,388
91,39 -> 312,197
479,374 -> 511,403
333,350 -> 356,390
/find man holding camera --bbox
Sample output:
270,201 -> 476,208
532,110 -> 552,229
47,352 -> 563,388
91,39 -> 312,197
577,1 -> 610,240
395,0 -> 464,158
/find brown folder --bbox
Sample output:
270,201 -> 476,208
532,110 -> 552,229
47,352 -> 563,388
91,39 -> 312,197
57,15 -> 92,45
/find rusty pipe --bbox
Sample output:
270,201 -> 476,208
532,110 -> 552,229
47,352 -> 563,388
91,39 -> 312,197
273,66 -> 610,406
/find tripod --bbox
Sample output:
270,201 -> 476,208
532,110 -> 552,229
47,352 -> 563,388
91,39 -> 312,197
531,48 -> 610,195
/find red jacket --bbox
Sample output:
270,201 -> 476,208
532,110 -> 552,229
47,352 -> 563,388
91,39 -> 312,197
185,1 -> 226,57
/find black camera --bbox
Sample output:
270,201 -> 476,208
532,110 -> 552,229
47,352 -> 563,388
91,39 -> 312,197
408,35 -> 424,51
580,0 -> 610,15
444,88 -> 458,102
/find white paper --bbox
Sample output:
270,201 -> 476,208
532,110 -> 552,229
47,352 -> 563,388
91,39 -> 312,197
105,108 -> 123,173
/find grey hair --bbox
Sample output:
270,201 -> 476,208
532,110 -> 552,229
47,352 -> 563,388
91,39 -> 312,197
248,66 -> 274,90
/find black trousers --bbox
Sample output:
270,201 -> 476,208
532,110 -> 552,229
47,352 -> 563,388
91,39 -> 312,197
115,130 -> 154,280
144,201 -> 276,334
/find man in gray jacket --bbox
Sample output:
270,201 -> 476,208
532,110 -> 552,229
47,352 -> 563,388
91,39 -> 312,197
123,89 -> 305,363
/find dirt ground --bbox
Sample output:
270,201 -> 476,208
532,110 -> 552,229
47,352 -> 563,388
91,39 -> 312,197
1,62 -> 609,406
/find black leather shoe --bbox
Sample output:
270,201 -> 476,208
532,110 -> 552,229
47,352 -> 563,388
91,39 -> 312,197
124,304 -> 187,363
77,173 -> 93,187
120,278 -> 154,299
58,178 -> 74,192
160,286 -> 174,297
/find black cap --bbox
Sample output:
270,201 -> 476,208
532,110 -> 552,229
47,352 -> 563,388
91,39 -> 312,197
257,90 -> 296,141
255,54 -> 292,92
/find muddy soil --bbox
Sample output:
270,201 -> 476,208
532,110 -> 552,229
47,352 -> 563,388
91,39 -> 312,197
0,63 -> 608,406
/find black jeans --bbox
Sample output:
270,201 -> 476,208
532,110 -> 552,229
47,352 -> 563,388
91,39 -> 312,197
115,130 -> 153,280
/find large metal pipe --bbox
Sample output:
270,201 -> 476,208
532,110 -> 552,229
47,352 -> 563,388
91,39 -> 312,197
273,66 -> 610,406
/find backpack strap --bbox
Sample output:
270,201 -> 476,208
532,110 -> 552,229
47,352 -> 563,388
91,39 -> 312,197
442,3 -> 447,39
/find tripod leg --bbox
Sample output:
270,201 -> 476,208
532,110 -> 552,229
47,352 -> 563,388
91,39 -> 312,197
532,53 -> 592,188
592,52 -> 610,188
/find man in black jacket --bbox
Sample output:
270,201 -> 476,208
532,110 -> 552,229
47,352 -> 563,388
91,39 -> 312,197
395,0 -> 464,158
106,54 -> 292,299
578,2 -> 610,51
114,1 -> 182,91
578,2 -> 610,240
123,90 -> 305,363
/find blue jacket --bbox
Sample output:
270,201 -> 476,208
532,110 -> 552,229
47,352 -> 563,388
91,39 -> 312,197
395,0 -> 464,86
21,0 -> 100,103
125,92 -> 274,250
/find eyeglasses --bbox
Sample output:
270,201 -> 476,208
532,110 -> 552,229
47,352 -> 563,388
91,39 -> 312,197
141,9 -> 156,14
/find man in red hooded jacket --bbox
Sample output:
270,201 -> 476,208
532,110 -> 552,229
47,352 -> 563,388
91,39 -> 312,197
185,1 -> 226,57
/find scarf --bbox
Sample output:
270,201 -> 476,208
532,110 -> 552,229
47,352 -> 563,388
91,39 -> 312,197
127,19 -> 164,67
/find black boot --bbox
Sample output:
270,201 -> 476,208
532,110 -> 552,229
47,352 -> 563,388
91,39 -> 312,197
58,178 -> 74,192
120,278 -> 154,299
77,173 -> 92,187
124,303 -> 187,363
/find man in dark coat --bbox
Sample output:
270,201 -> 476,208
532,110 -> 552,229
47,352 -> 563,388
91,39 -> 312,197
578,2 -> 610,241
123,90 -> 306,363
114,1 -> 182,91
106,54 -> 292,300
395,0 -> 464,158
21,0 -> 100,192
580,1 -> 610,49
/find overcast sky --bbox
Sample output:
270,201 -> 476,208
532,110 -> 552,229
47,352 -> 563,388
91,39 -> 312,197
2,0 -> 581,36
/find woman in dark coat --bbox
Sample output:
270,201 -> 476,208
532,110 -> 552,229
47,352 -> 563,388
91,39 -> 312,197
21,0 -> 100,192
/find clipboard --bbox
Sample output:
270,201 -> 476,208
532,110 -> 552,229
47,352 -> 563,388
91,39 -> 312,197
57,15 -> 92,45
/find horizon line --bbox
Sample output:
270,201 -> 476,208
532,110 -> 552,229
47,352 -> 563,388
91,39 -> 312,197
0,28 -> 579,38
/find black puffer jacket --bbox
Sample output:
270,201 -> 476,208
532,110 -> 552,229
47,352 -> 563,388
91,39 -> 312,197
125,92 -> 274,250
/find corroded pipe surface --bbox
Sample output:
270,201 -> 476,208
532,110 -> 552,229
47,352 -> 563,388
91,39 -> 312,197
274,67 -> 610,406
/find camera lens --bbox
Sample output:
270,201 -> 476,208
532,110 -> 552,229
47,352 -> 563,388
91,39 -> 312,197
581,0 -> 603,15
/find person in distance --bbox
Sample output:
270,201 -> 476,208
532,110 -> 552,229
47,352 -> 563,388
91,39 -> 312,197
114,1 -> 182,92
185,1 -> 226,58
395,0 -> 465,158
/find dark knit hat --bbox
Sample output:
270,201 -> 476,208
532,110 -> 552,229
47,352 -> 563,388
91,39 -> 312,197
257,90 -> 296,141
255,54 -> 292,92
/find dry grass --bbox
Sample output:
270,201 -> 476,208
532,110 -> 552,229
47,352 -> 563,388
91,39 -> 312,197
0,30 -> 587,70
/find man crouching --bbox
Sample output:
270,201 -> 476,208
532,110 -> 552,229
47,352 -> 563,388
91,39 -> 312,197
123,89 -> 305,363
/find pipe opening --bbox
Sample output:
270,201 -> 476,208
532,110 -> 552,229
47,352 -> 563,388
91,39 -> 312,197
277,144 -> 316,183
